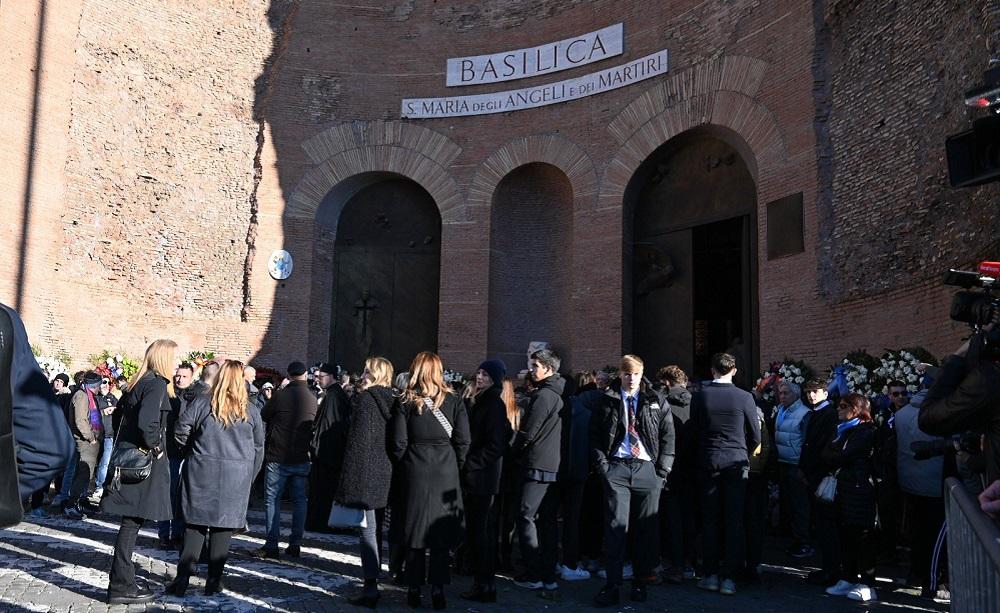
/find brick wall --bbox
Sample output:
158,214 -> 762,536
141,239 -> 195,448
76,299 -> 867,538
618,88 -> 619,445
1,0 -> 995,379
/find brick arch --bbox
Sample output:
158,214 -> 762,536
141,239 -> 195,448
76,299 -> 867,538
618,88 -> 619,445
467,134 -> 598,216
286,120 -> 463,222
600,55 -> 789,207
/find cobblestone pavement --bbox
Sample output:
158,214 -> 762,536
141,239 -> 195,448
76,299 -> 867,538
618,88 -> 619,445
0,506 -> 950,612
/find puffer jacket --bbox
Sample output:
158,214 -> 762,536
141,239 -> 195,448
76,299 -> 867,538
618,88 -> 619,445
775,399 -> 809,464
590,382 -> 676,479
895,390 -> 944,498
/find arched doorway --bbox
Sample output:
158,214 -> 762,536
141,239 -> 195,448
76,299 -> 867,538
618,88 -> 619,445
326,176 -> 441,373
488,163 -> 574,370
625,129 -> 758,386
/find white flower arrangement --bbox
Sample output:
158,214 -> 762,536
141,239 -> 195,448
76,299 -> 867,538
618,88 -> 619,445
873,350 -> 925,394
443,369 -> 468,386
36,355 -> 69,381
754,359 -> 814,404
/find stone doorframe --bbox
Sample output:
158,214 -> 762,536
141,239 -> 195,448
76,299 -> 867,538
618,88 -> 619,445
285,120 -> 463,361
592,54 -> 793,367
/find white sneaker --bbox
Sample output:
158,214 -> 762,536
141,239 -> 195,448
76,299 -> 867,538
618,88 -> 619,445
543,582 -> 559,590
847,584 -> 877,602
825,580 -> 855,596
559,565 -> 591,581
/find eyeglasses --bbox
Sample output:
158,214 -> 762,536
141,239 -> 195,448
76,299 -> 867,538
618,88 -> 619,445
101,379 -> 110,385
890,391 -> 908,397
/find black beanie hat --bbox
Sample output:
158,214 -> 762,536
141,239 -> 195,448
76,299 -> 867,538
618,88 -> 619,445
478,359 -> 507,388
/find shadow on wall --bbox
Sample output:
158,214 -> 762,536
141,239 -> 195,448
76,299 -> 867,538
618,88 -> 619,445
15,0 -> 48,312
249,1 -> 447,377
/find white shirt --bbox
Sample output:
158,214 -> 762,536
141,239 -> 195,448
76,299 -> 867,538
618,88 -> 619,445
613,391 -> 652,461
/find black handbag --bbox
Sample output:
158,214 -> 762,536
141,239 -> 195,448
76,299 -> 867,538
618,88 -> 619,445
107,392 -> 164,491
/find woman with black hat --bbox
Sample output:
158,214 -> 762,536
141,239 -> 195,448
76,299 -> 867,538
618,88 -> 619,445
459,359 -> 511,603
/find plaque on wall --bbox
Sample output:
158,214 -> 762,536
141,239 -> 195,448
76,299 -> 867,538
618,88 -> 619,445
765,193 -> 805,259
268,250 -> 294,280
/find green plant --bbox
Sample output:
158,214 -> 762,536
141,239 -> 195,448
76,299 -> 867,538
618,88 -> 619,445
30,343 -> 42,357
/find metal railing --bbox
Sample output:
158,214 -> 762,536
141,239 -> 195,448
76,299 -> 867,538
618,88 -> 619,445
945,476 -> 1000,612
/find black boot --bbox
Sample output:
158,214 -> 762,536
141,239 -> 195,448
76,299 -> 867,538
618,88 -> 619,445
348,579 -> 380,608
460,583 -> 496,603
431,584 -> 446,610
204,576 -> 224,596
164,574 -> 189,597
407,587 -> 421,608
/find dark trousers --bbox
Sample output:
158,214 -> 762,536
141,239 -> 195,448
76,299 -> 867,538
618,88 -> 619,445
359,509 -> 380,586
518,479 -> 559,583
877,480 -> 901,552
812,496 -> 841,577
69,439 -> 100,503
177,525 -> 234,580
779,463 -> 811,545
158,457 -> 184,541
465,493 -> 499,585
407,547 -> 450,587
580,474 -> 605,561
744,472 -> 769,570
840,525 -> 875,584
701,465 -> 748,580
905,493 -> 945,590
663,473 -> 697,568
603,460 -> 662,585
497,485 -> 521,568
559,480 -> 586,568
306,462 -> 338,531
108,516 -> 144,593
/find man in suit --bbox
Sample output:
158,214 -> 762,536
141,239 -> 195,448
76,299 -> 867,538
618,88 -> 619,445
591,355 -> 675,606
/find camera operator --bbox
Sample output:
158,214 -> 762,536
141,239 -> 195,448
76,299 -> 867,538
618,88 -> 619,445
919,329 -> 1000,503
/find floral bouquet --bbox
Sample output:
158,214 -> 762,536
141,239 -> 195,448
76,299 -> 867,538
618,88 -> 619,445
90,351 -> 139,383
36,354 -> 70,382
872,348 -> 937,395
185,350 -> 217,376
443,369 -> 468,387
828,350 -> 880,398
754,359 -> 814,404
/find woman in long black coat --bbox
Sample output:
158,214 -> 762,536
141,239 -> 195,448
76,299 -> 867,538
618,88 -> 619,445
390,351 -> 470,610
334,356 -> 396,608
820,392 -> 878,603
165,360 -> 264,597
102,339 -> 177,605
459,360 -> 510,603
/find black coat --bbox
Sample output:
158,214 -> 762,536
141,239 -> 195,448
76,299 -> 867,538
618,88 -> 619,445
2,304 -> 72,507
261,380 -> 317,465
335,385 -> 395,510
512,375 -> 564,473
462,386 -> 510,496
821,422 -> 876,528
175,396 -> 264,528
690,381 -> 761,471
390,393 -> 470,548
920,355 -> 1000,482
312,382 -> 352,470
799,401 -> 839,488
660,385 -> 694,482
100,371 -> 173,521
591,384 -> 676,479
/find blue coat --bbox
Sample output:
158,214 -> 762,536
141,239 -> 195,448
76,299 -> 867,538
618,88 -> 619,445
2,303 -> 73,502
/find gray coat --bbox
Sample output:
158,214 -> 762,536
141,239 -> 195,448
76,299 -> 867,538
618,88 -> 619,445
175,396 -> 264,529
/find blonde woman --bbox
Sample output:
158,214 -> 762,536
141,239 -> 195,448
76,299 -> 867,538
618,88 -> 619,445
166,360 -> 264,597
334,357 -> 396,608
102,339 -> 177,605
390,352 -> 470,610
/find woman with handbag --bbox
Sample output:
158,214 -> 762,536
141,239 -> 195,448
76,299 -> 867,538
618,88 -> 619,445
390,352 -> 471,610
165,360 -> 264,597
332,356 -> 396,608
820,392 -> 878,603
101,339 -> 177,605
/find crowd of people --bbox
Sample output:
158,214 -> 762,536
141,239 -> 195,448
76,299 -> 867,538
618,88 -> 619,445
17,337 -> 971,609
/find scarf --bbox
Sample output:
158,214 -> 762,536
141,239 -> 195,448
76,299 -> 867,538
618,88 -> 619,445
834,417 -> 860,441
86,389 -> 104,434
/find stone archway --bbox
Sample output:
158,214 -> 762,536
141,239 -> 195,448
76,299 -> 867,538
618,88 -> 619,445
283,121 -> 462,363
